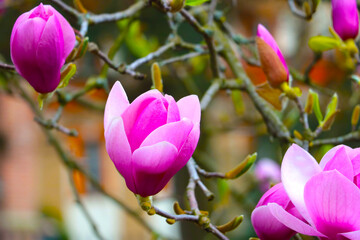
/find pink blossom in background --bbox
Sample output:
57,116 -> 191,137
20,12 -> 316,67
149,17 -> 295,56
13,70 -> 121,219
0,0 -> 5,16
252,144 -> 360,240
254,158 -> 281,192
332,0 -> 359,40
10,3 -> 75,93
256,24 -> 289,88
104,81 -> 201,197
257,24 -> 289,76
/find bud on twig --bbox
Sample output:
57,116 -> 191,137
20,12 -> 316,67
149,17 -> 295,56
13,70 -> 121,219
216,215 -> 243,233
225,153 -> 257,179
352,105 -> 360,129
173,201 -> 186,215
151,62 -> 163,92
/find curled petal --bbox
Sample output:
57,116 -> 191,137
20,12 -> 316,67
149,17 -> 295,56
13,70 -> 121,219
104,81 -> 129,134
322,147 -> 354,181
252,205 -> 296,240
177,95 -> 201,124
132,141 -> 178,197
256,183 -> 290,208
165,94 -> 180,123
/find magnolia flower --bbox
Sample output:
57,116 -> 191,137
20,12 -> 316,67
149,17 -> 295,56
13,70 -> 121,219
254,158 -> 281,192
10,3 -> 75,93
251,183 -> 301,240
254,144 -> 360,240
256,24 -> 288,88
104,81 -> 201,197
332,0 -> 359,41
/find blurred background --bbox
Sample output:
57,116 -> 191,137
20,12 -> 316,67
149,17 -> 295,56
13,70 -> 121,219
0,0 -> 359,239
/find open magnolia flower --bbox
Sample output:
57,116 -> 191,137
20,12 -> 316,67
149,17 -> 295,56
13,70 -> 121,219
104,81 -> 201,197
252,144 -> 360,240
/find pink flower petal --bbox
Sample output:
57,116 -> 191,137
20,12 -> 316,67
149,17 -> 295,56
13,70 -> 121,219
132,141 -> 178,197
281,144 -> 322,225
257,24 -> 288,75
140,118 -> 193,151
320,145 -> 353,169
177,95 -> 201,124
251,205 -> 296,240
304,170 -> 360,239
268,203 -> 325,237
256,183 -> 290,208
121,90 -> 163,144
33,13 -> 64,93
322,146 -> 354,181
105,117 -> 135,193
49,5 -> 75,58
165,95 -> 180,123
126,98 -> 168,151
338,230 -> 360,239
104,81 -> 129,134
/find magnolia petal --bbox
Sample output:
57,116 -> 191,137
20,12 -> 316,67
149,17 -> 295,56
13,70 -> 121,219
10,11 -> 32,46
105,117 -> 135,193
268,203 -> 325,237
322,147 -> 354,181
338,230 -> 360,240
49,5 -> 76,58
176,95 -> 201,124
257,24 -> 288,75
126,98 -> 168,151
320,145 -> 353,169
256,183 -> 290,208
332,0 -> 359,40
140,118 -> 193,151
281,144 -> 322,225
121,89 -> 163,138
132,141 -> 178,197
304,170 -> 360,239
11,18 -> 51,92
34,13 -> 64,93
165,95 -> 181,123
104,81 -> 129,134
251,205 -> 295,240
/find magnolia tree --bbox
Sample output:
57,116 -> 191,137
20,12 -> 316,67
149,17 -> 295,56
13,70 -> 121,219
1,0 -> 360,239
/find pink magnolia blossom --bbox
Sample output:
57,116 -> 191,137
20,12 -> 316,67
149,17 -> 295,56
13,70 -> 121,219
254,158 -> 281,192
104,81 -> 201,197
256,24 -> 289,88
255,144 -> 360,240
251,183 -> 302,240
332,0 -> 359,41
10,3 -> 75,93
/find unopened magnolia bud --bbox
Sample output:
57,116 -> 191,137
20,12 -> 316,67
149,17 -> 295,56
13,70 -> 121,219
332,0 -> 359,40
162,0 -> 185,12
304,91 -> 314,114
225,153 -> 257,179
256,25 -> 289,88
173,202 -> 185,215
216,215 -> 243,233
151,62 -> 163,92
352,105 -> 360,127
293,130 -> 303,140
166,218 -> 176,225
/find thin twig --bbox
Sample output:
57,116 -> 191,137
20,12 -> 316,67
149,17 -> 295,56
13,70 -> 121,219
88,42 -> 145,80
196,165 -> 225,179
67,169 -> 105,240
0,62 -> 16,71
187,158 -> 214,201
311,131 -> 360,146
34,117 -> 78,137
200,80 -> 222,110
127,42 -> 176,70
180,9 -> 220,78
154,206 -> 199,222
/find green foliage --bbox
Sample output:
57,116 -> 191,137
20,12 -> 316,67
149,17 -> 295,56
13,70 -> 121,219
185,0 -> 210,6
308,36 -> 341,52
